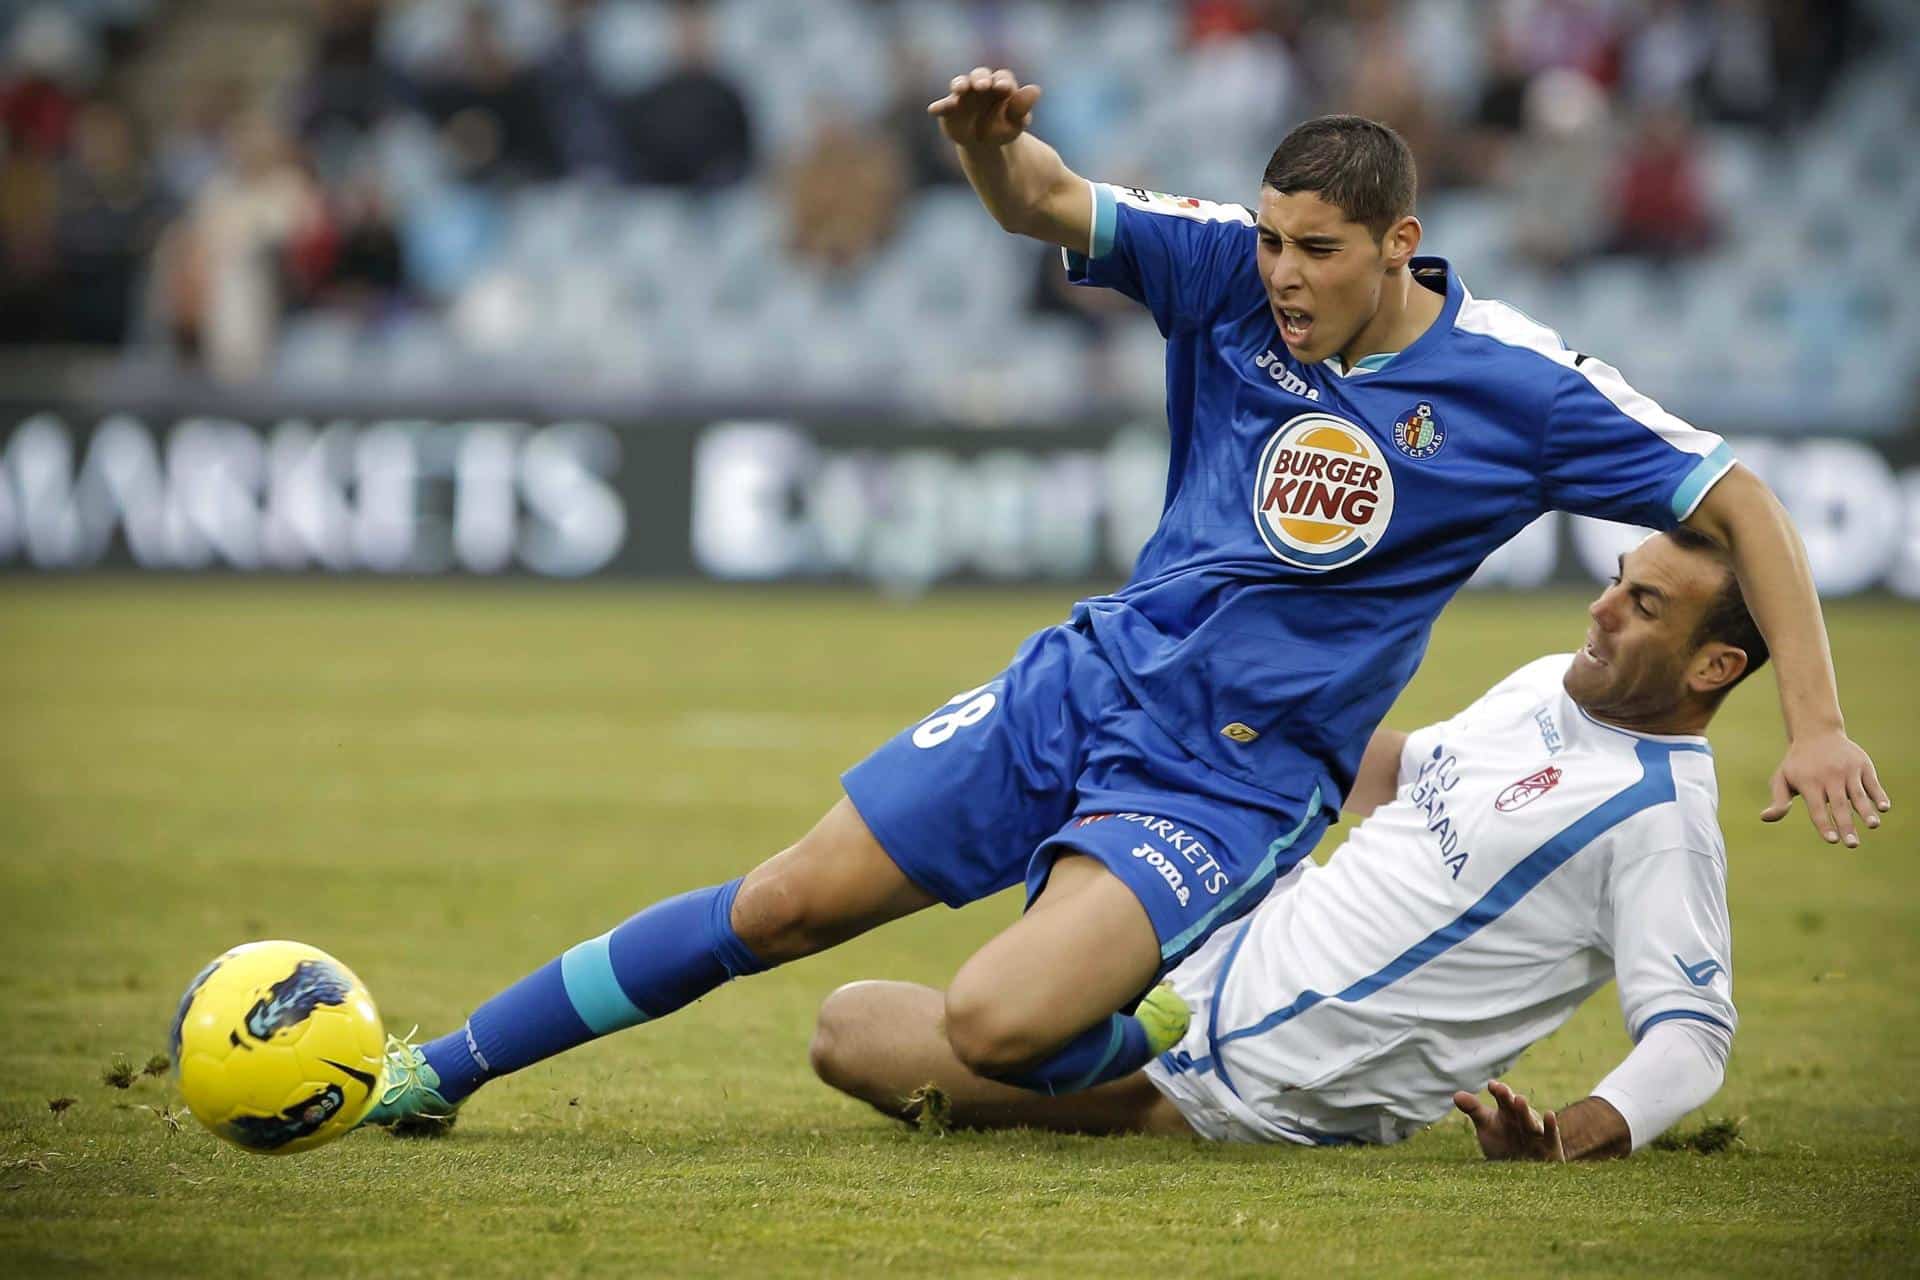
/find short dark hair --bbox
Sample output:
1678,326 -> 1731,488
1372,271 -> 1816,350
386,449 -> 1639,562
1261,115 -> 1417,240
1664,525 -> 1769,701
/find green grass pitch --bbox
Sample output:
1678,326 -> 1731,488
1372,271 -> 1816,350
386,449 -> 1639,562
2,580 -> 1916,1277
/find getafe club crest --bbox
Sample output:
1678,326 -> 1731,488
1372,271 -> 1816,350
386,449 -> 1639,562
1391,401 -> 1445,460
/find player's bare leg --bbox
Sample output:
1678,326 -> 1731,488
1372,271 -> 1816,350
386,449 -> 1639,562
940,854 -> 1184,1094
362,797 -> 936,1129
727,798 -> 939,961
811,979 -> 1194,1135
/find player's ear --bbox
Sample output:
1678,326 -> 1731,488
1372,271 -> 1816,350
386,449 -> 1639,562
1688,641 -> 1749,697
1380,214 -> 1421,270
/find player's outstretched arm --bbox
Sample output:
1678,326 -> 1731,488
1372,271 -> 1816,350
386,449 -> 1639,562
1457,997 -> 1731,1161
1684,465 -> 1891,847
1342,727 -> 1408,820
928,67 -> 1093,253
1452,1081 -> 1630,1162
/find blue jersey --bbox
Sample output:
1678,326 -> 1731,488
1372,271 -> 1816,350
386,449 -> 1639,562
1064,183 -> 1734,810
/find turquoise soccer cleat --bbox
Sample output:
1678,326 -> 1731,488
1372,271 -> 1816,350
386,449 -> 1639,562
1135,984 -> 1192,1057
357,1031 -> 460,1136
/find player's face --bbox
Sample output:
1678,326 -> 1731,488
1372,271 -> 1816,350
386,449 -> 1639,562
1254,188 -> 1389,364
1564,538 -> 1724,724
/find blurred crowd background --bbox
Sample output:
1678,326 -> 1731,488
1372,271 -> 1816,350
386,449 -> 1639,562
1,0 -> 1915,429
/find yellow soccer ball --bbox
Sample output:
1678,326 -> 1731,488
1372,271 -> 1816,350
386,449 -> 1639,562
170,940 -> 385,1154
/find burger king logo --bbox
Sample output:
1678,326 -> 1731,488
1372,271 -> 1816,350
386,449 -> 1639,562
1253,414 -> 1395,570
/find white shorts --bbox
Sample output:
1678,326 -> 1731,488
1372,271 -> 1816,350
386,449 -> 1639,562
1140,863 -> 1402,1148
1141,868 -> 1327,1146
1145,1052 -> 1311,1144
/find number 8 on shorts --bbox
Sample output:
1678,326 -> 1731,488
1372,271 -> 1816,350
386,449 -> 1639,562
912,684 -> 999,749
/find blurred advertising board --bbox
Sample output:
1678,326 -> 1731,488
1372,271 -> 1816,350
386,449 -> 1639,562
4,405 -> 1918,598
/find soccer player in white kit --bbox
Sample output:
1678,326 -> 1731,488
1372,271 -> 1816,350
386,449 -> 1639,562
811,527 -> 1763,1160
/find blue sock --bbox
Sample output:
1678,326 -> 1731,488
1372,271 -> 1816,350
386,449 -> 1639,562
985,1012 -> 1153,1096
421,878 -> 767,1104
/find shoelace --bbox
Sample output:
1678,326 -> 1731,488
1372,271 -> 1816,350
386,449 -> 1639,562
377,1026 -> 427,1105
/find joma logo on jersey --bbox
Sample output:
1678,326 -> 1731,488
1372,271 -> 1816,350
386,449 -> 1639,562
1253,414 -> 1395,570
1131,842 -> 1191,906
1111,813 -> 1229,895
1252,350 -> 1321,400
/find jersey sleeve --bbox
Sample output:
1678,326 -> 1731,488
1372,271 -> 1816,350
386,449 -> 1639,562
1540,356 -> 1736,529
1604,843 -> 1737,1045
1062,183 -> 1255,337
1589,1018 -> 1729,1151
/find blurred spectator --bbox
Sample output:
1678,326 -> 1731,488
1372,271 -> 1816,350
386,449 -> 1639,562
155,78 -> 246,206
0,6 -> 97,343
1185,0 -> 1272,43
1621,0 -> 1712,107
783,107 -> 905,276
298,0 -> 390,162
289,168 -> 406,318
1699,0 -> 1778,129
0,5 -> 93,157
54,99 -> 170,344
1459,22 -> 1532,185
1510,68 -> 1613,273
1135,18 -> 1294,197
884,40 -> 965,191
156,112 -> 323,381
1771,0 -> 1862,126
0,141 -> 60,342
1473,22 -> 1532,137
408,2 -> 551,180
1501,0 -> 1621,87
534,0 -> 628,181
1608,103 -> 1715,261
627,0 -> 753,190
400,111 -> 506,301
1337,0 -> 1446,186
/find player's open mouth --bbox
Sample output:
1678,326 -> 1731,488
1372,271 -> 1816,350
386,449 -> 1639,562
1580,638 -> 1608,666
1279,307 -> 1313,346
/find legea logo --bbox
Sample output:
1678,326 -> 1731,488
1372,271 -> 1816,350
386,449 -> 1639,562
1252,414 -> 1394,570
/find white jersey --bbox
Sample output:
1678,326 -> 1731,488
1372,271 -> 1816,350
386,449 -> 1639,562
1146,654 -> 1736,1146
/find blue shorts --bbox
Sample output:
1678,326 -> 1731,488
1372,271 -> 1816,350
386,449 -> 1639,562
841,619 -> 1330,975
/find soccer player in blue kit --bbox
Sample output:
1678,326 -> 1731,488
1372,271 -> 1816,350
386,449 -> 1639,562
359,67 -> 1890,1131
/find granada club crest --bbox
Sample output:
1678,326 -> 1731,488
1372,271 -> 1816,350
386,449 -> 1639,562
1253,414 -> 1396,570
1495,765 -> 1563,813
1392,401 -> 1445,459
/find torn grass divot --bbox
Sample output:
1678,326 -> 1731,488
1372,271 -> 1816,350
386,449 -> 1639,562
1652,1116 -> 1745,1155
904,1085 -> 952,1137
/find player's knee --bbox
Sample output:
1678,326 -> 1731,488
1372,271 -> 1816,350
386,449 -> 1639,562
729,867 -> 826,964
942,983 -> 1040,1076
810,984 -> 904,1111
808,986 -> 862,1093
